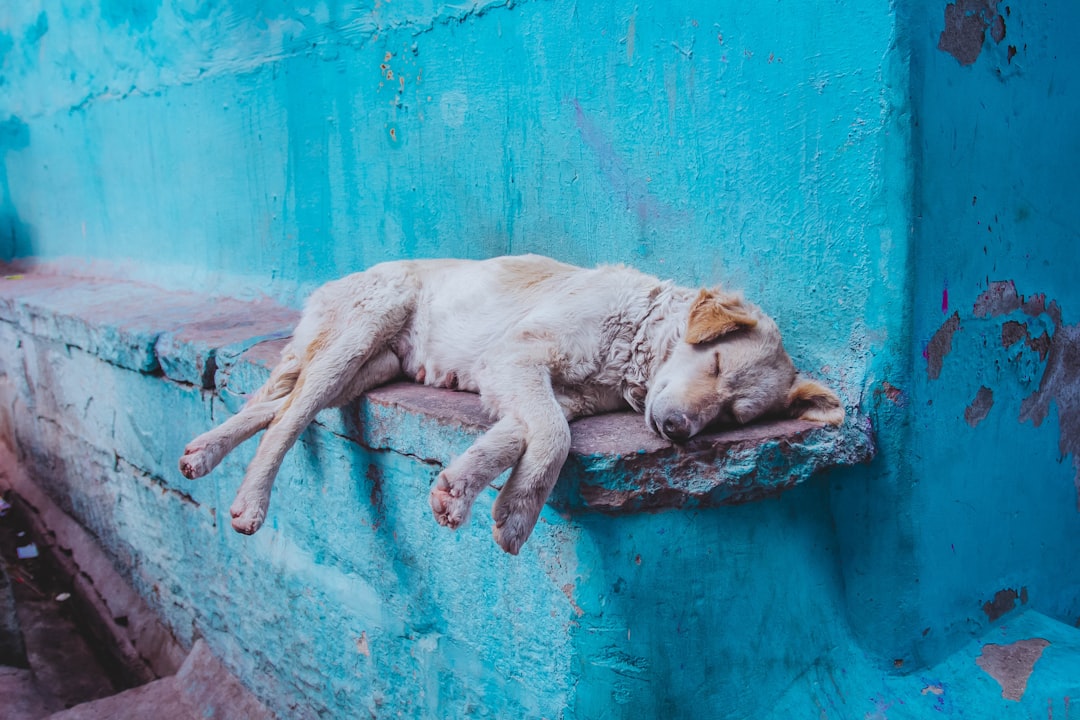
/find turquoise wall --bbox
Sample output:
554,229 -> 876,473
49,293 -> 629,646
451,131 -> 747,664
0,0 -> 907,383
3,0 -> 1079,717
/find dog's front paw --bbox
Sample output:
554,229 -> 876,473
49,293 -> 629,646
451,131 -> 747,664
429,470 -> 472,529
229,495 -> 268,535
491,496 -> 541,555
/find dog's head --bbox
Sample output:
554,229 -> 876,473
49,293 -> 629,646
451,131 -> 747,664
644,289 -> 844,441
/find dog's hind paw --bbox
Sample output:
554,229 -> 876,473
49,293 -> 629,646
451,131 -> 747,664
178,440 -> 220,479
429,470 -> 472,529
178,451 -> 210,479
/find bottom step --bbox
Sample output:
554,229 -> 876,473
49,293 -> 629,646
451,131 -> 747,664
46,640 -> 273,720
774,609 -> 1080,718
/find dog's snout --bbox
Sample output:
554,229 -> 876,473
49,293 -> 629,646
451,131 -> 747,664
661,412 -> 692,442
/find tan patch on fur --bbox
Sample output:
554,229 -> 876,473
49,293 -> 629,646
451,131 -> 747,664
304,328 -> 334,362
787,378 -> 844,425
272,373 -> 305,425
679,373 -> 725,422
685,289 -> 758,345
494,256 -> 575,292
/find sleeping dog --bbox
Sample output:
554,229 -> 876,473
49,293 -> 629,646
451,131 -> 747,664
179,254 -> 843,554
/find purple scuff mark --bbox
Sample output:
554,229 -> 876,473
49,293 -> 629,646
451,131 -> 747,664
570,99 -> 675,223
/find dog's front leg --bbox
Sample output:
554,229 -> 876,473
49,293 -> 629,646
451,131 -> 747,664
430,416 -> 526,529
480,361 -> 571,554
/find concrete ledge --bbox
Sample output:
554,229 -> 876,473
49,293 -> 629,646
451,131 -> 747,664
0,265 -> 874,513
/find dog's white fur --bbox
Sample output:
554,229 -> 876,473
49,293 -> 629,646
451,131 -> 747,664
179,255 -> 843,553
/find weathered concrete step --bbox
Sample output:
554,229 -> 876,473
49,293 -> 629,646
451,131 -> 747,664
0,666 -> 62,719
45,640 -> 274,720
0,563 -> 26,667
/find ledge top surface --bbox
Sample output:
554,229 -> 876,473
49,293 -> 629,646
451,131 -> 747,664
0,265 -> 875,513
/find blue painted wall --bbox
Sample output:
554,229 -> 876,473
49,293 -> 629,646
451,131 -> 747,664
0,0 -> 907,381
2,0 -> 1079,716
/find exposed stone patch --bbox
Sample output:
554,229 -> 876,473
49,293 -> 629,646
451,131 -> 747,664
975,637 -> 1049,701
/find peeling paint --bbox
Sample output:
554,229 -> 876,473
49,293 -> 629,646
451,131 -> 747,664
975,637 -> 1050,701
926,312 -> 961,380
356,631 -> 371,658
982,587 -> 1027,621
969,281 -> 1080,509
1002,320 -> 1028,348
1020,319 -> 1080,508
964,386 -> 994,427
938,0 -> 1004,66
876,380 -> 904,406
560,583 -> 585,618
983,589 -> 1015,621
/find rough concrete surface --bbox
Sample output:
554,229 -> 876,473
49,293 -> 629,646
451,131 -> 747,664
0,666 -> 61,720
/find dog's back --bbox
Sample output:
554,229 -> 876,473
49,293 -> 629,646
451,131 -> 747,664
381,255 -> 662,402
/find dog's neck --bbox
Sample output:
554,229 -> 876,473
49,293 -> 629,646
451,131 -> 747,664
621,284 -> 697,411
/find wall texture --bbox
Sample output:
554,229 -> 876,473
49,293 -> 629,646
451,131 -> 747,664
1,0 -> 1078,717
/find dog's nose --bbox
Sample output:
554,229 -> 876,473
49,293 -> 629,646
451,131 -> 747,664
662,413 -> 692,442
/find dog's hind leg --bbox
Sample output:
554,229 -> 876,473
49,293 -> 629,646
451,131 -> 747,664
178,350 -> 302,479
429,416 -> 526,530
229,345 -> 402,534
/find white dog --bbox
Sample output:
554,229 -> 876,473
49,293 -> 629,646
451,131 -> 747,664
179,255 -> 843,554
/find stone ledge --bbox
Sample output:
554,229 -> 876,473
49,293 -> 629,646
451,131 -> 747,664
0,265 -> 875,513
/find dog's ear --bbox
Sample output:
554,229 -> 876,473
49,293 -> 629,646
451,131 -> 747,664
787,377 -> 845,425
685,289 -> 758,344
